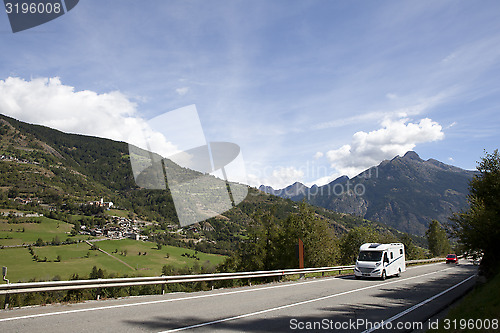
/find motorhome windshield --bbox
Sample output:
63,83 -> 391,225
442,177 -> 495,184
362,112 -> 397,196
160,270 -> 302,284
358,251 -> 383,262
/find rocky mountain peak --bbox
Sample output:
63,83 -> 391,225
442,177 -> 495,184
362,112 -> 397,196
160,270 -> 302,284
402,151 -> 423,162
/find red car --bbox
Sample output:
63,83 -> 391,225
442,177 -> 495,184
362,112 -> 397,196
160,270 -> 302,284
446,254 -> 458,264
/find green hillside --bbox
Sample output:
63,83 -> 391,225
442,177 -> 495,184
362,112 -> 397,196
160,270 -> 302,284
0,113 -> 399,250
0,113 -> 414,284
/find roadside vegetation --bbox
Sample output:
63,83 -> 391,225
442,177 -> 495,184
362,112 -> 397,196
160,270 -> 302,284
428,270 -> 500,333
427,150 -> 500,331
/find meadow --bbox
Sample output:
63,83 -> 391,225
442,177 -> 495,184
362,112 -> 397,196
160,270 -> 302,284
0,214 -> 226,283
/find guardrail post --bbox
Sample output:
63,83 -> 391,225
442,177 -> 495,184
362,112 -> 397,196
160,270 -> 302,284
96,288 -> 101,300
3,294 -> 9,309
161,283 -> 165,295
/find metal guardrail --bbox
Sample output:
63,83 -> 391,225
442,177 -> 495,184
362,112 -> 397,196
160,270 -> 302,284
0,265 -> 355,296
0,257 -> 451,298
406,257 -> 447,265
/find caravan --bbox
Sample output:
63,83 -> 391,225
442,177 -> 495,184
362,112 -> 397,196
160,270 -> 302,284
354,243 -> 406,280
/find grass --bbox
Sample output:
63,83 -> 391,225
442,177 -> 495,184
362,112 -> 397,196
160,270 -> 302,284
0,243 -> 136,282
0,211 -> 226,282
105,209 -> 131,218
95,239 -> 226,271
0,216 -> 91,246
428,270 -> 500,332
0,239 -> 226,283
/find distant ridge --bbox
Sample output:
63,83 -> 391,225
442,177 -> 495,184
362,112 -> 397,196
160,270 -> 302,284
260,151 -> 476,236
0,113 -> 403,254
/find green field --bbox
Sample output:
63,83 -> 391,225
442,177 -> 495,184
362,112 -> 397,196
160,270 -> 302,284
0,216 -> 226,282
96,239 -> 226,270
0,239 -> 226,283
0,214 -> 97,246
0,216 -> 81,246
0,244 -> 133,282
105,209 -> 131,218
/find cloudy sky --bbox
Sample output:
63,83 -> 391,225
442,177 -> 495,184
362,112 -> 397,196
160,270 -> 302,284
0,1 -> 499,189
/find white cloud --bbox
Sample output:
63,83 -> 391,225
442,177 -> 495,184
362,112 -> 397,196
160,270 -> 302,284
0,76 -> 178,157
175,87 -> 189,96
314,151 -> 324,159
247,165 -> 304,189
324,117 -> 445,177
312,91 -> 452,132
446,121 -> 457,129
441,52 -> 457,64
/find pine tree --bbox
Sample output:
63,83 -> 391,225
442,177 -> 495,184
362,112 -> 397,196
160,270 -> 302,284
426,220 -> 451,257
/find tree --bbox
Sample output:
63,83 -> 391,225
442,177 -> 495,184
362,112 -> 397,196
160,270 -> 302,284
89,266 -> 105,279
340,226 -> 379,265
233,202 -> 337,271
400,233 -> 425,260
274,202 -> 337,269
451,150 -> 500,277
426,220 -> 451,257
237,210 -> 275,271
51,236 -> 61,246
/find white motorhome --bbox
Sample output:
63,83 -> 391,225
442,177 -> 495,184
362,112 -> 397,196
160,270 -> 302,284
354,243 -> 406,280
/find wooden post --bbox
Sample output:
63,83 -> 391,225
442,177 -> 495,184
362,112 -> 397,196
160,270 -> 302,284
298,239 -> 304,269
298,239 -> 305,279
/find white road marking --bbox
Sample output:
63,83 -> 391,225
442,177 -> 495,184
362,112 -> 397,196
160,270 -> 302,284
159,267 -> 456,332
361,274 -> 476,333
0,263 -> 452,325
0,274 -> 349,322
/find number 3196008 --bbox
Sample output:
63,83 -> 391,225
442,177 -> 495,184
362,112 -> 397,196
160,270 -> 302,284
5,2 -> 62,14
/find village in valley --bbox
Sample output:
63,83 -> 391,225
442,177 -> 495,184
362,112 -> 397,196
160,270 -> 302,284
2,193 -> 215,246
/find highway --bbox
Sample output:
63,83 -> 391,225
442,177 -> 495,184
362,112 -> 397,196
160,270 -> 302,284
0,261 -> 477,332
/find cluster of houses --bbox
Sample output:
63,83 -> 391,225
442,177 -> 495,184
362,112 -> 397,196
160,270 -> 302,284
0,154 -> 39,165
1,211 -> 43,218
14,197 -> 42,205
79,215 -> 148,241
88,198 -> 114,209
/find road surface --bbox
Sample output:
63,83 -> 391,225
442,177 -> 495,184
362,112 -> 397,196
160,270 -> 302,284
0,261 -> 477,332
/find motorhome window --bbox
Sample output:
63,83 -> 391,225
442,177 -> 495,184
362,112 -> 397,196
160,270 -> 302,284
358,251 -> 382,261
400,249 -> 403,254
391,252 -> 393,259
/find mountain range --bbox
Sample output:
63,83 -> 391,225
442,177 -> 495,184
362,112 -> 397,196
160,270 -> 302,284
0,113 -> 405,254
0,112 -> 473,239
260,151 -> 477,236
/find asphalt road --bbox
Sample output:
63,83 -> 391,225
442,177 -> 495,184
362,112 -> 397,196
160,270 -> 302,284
0,261 -> 477,332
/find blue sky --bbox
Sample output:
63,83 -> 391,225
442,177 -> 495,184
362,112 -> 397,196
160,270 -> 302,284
0,0 -> 499,188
